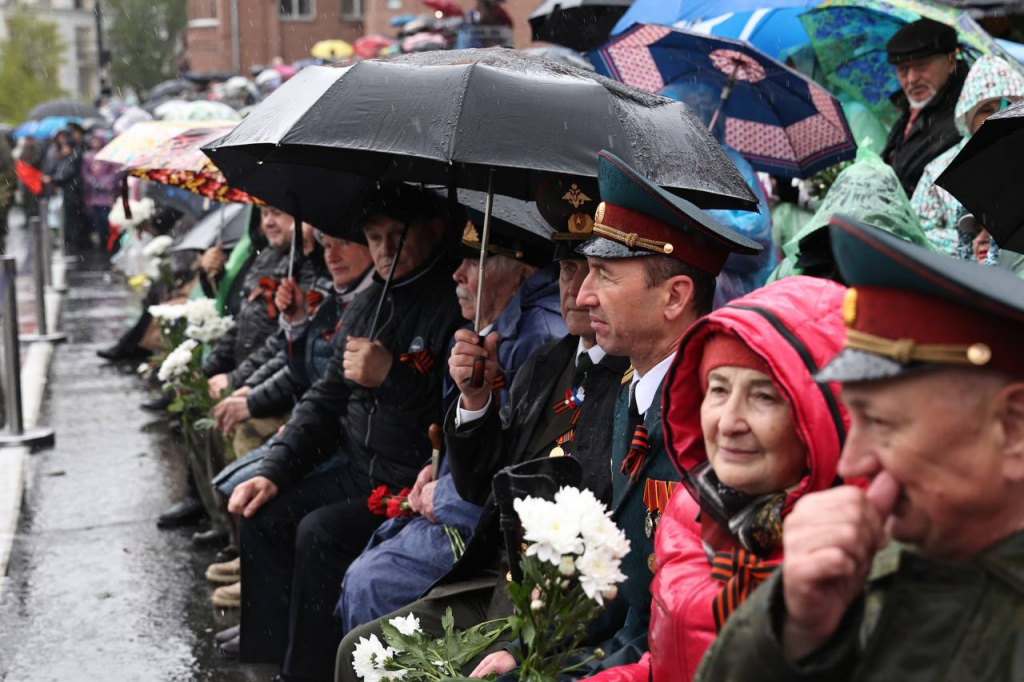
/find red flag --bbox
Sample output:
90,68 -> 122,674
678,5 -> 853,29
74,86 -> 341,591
15,160 -> 43,196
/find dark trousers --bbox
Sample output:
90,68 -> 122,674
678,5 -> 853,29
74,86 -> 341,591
239,463 -> 383,681
335,584 -> 500,682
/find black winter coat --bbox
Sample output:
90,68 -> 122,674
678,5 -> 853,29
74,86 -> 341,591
256,256 -> 462,491
882,62 -> 968,197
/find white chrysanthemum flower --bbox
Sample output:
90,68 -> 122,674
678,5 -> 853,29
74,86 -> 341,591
148,303 -> 188,321
516,495 -> 584,565
580,513 -> 631,559
185,298 -> 219,326
576,546 -> 627,606
351,634 -> 399,682
142,235 -> 174,257
157,339 -> 198,382
389,613 -> 422,637
137,363 -> 150,375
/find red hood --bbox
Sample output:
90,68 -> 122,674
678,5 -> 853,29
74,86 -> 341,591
662,276 -> 849,515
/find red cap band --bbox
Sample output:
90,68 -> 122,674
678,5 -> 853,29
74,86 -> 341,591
596,202 -> 730,274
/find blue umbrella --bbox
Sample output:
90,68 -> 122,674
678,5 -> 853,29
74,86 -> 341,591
13,116 -> 81,140
675,8 -> 811,59
592,24 -> 857,177
612,0 -> 817,35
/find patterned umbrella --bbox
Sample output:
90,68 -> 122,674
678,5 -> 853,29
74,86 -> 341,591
799,0 -> 1023,126
95,120 -> 229,167
592,24 -> 857,177
123,126 -> 261,204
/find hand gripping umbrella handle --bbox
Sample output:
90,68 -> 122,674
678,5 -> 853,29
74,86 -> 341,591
468,169 -> 496,389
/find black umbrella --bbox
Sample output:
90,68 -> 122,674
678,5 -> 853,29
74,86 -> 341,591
171,203 -> 249,252
528,0 -> 634,53
147,78 -> 197,102
936,100 -> 1024,251
26,98 -> 103,121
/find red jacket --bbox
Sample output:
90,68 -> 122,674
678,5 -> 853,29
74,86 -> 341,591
588,277 -> 849,682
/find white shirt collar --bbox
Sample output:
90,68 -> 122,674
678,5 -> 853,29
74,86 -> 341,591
575,338 -> 607,367
630,352 -> 677,416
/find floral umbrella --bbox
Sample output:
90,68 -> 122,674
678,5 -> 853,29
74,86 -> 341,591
799,0 -> 1023,126
123,126 -> 261,204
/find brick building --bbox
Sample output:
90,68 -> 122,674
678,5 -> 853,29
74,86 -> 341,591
186,0 -> 545,75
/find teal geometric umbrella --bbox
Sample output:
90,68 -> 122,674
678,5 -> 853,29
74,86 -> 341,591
799,0 -> 1023,127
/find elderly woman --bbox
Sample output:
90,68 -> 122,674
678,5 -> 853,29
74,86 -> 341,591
589,275 -> 848,682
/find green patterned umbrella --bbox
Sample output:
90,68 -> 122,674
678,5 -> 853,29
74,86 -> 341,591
799,0 -> 1022,126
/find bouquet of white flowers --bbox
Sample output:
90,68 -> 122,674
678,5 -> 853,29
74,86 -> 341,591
507,486 -> 630,681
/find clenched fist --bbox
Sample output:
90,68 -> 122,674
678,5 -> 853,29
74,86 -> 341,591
343,336 -> 393,388
275,277 -> 306,324
447,329 -> 499,412
780,473 -> 900,660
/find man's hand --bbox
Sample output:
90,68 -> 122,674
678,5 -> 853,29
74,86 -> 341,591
213,396 -> 251,434
406,464 -> 433,512
208,373 -> 229,399
231,386 -> 251,398
343,337 -> 393,388
469,651 -> 517,679
275,277 -> 306,324
228,476 -> 279,518
200,246 -> 226,278
780,474 -> 900,661
447,329 -> 500,412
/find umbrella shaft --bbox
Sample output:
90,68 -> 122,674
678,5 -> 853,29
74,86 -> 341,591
473,169 -> 496,332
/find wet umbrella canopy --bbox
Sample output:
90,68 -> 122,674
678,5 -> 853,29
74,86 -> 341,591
204,49 -> 758,211
936,99 -> 1024,251
26,98 -> 102,121
529,0 -> 635,53
171,203 -> 250,252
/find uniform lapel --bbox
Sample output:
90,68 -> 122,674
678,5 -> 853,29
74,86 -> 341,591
512,336 -> 576,458
611,378 -> 666,519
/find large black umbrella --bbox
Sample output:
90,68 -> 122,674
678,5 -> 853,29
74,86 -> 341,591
528,0 -> 635,53
936,100 -> 1024,251
147,78 -> 197,103
171,202 -> 250,253
26,98 -> 103,121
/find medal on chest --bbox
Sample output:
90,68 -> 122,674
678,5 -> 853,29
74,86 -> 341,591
643,479 -> 678,539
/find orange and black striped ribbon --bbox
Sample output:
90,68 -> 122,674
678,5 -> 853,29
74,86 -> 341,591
254,277 -> 280,319
642,479 -> 677,516
491,372 -> 507,392
305,290 -> 324,310
620,424 -> 649,482
399,349 -> 435,375
710,549 -> 778,631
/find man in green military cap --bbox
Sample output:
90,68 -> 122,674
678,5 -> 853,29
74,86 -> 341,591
697,215 -> 1024,682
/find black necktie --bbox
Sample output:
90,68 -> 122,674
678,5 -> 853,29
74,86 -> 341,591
628,385 -> 643,430
571,352 -> 594,387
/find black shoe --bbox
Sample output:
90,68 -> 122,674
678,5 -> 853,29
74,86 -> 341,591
217,634 -> 240,659
192,528 -> 229,548
157,496 -> 207,529
215,544 -> 239,563
97,343 -> 151,362
141,393 -> 174,412
215,624 -> 240,644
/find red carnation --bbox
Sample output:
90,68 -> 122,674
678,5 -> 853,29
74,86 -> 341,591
367,485 -> 389,515
386,496 -> 412,519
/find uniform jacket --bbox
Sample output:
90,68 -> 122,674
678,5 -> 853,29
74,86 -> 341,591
696,530 -> 1024,682
882,61 -> 967,198
591,276 -> 848,682
256,255 -> 463,491
202,246 -> 315,379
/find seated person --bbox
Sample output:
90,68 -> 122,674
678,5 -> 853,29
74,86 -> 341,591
589,275 -> 846,682
335,213 -> 566,635
226,184 -> 464,682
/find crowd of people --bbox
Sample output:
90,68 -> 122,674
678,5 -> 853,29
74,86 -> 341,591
7,11 -> 1019,682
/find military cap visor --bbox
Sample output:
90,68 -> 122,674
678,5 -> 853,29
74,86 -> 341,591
575,151 -> 762,275
886,18 -> 958,65
816,215 -> 1024,384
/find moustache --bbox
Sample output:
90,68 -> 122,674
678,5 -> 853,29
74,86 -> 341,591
455,287 -> 474,302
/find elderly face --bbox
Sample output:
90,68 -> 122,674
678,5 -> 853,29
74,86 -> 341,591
838,369 -> 1011,560
259,206 -> 294,251
968,97 -> 1020,135
702,366 -> 807,496
452,256 -> 526,325
558,259 -> 592,340
321,233 -> 372,288
362,214 -> 439,280
576,257 -> 665,360
894,53 -> 955,107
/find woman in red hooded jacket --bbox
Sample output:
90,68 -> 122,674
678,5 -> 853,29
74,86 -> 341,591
588,276 -> 848,682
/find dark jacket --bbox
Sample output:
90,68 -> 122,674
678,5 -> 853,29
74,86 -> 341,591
202,246 -> 315,379
696,531 -> 1024,682
256,255 -> 462,491
435,335 -> 628,596
882,62 -> 968,197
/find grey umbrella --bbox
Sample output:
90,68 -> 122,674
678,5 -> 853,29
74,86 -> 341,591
27,98 -> 103,121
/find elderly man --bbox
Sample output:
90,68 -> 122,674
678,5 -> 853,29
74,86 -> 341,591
882,18 -> 968,196
228,184 -> 464,682
697,216 -> 1024,681
332,213 -> 565,642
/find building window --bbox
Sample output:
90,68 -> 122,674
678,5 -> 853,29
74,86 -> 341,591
188,0 -> 219,26
280,0 -> 313,19
340,0 -> 361,20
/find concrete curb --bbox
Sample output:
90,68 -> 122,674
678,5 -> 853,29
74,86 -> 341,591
0,258 -> 66,589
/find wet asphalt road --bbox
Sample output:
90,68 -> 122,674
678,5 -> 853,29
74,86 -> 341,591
0,239 -> 276,681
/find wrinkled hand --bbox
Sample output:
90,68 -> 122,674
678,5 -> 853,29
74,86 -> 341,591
275,277 -> 306,324
231,385 -> 251,398
447,329 -> 499,412
469,651 -> 517,679
343,337 -> 393,388
228,476 -> 279,518
207,373 -> 230,399
781,474 -> 899,660
406,464 -> 433,512
200,246 -> 226,278
213,396 -> 251,434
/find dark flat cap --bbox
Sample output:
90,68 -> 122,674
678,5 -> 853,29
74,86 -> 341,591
887,18 -> 958,65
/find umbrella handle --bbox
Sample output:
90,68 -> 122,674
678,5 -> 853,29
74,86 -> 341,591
708,64 -> 739,134
468,169 -> 496,389
367,218 -> 412,342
